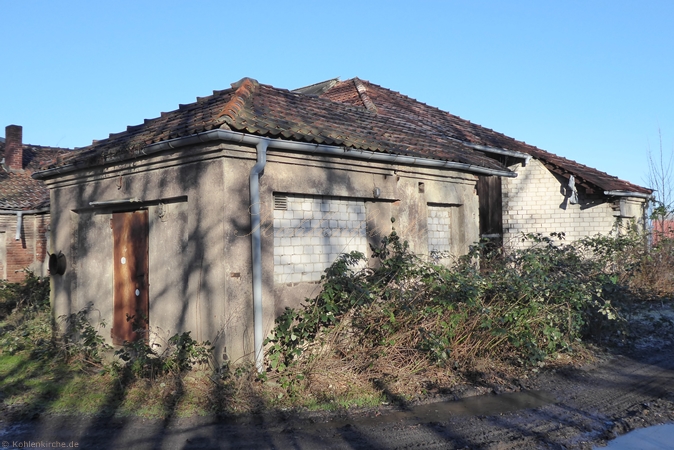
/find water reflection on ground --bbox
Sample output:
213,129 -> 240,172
598,423 -> 674,449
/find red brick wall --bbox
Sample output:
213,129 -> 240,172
652,219 -> 674,246
0,213 -> 50,282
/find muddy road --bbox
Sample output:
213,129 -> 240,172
2,313 -> 673,449
2,344 -> 672,449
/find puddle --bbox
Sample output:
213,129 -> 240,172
311,390 -> 556,429
597,423 -> 674,449
0,422 -> 31,437
408,390 -> 556,419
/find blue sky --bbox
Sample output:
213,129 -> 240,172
1,1 -> 672,188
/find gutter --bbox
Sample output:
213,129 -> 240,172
34,129 -> 517,179
604,190 -> 652,200
448,138 -> 532,164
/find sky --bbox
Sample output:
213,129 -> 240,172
1,0 -> 672,188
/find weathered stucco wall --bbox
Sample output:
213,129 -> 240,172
45,140 -> 480,364
48,145 -> 229,359
502,159 -> 645,248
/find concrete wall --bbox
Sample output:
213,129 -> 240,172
44,140 -> 480,364
48,144 -> 228,359
502,159 -> 646,248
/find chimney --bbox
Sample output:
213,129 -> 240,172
5,125 -> 23,171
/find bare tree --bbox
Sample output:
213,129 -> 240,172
647,128 -> 674,241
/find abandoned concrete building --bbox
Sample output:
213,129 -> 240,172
33,77 -> 651,366
0,125 -> 70,282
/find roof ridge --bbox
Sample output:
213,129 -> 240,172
216,78 -> 259,122
292,77 -> 341,96
353,79 -> 378,113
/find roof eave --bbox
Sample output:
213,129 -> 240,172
33,129 -> 517,180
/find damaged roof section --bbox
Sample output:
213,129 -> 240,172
38,78 -> 511,175
316,78 -> 651,195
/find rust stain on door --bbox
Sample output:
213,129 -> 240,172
112,210 -> 149,345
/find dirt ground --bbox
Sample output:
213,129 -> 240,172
1,304 -> 673,449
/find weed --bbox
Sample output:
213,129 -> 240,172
114,330 -> 214,380
58,304 -> 112,367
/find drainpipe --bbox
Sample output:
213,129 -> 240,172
15,211 -> 22,241
250,138 -> 269,372
458,141 -> 532,165
0,209 -> 49,240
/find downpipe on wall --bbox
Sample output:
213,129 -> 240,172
250,138 -> 269,372
0,209 -> 49,241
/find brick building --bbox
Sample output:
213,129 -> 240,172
0,125 -> 70,281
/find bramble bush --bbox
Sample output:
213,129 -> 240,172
112,330 -> 214,380
264,227 -> 650,395
0,273 -> 52,356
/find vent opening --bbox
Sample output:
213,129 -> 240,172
274,194 -> 288,211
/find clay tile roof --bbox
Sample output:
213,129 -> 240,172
41,77 -> 509,174
0,143 -> 71,210
319,78 -> 651,195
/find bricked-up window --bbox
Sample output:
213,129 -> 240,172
272,195 -> 367,284
427,206 -> 451,254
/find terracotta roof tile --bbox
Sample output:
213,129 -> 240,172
0,143 -> 71,210
319,78 -> 651,195
47,78 -> 505,173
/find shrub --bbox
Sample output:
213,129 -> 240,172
58,304 -> 112,367
0,273 -> 52,356
114,330 -> 214,380
0,271 -> 50,318
264,230 -> 626,395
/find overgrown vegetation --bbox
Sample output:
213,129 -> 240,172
0,224 -> 673,419
262,225 -> 673,403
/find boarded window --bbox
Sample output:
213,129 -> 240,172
427,206 -> 451,255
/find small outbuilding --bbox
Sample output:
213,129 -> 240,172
34,78 -> 651,367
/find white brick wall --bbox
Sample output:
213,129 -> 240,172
427,206 -> 451,254
502,159 -> 618,248
273,195 -> 367,283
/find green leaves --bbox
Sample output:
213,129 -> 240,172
265,228 -> 634,391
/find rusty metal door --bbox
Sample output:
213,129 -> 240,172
478,175 -> 503,244
111,210 -> 149,345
